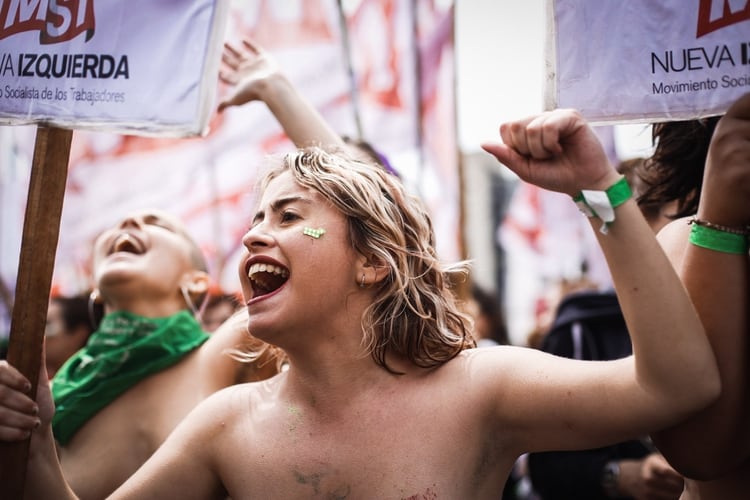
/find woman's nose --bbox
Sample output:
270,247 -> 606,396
242,223 -> 274,250
118,216 -> 142,229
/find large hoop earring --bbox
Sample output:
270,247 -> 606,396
180,285 -> 201,318
88,290 -> 102,330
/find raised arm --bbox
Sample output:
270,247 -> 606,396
217,38 -> 344,148
480,109 -> 720,453
651,92 -> 750,480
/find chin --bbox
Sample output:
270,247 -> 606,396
245,319 -> 281,343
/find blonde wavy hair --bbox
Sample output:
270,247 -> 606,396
244,146 -> 473,373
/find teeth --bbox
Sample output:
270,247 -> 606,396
112,234 -> 142,254
114,234 -> 131,248
247,263 -> 289,281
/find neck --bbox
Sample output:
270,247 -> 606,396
280,357 -> 393,413
281,340 -> 423,408
104,301 -> 187,319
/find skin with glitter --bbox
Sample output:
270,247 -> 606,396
302,227 -> 326,239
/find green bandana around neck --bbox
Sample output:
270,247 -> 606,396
51,310 -> 209,446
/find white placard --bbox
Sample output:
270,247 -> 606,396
0,0 -> 229,136
546,0 -> 750,124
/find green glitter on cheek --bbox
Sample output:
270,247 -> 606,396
302,227 -> 326,239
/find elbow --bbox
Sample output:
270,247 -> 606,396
700,373 -> 721,411
650,386 -> 726,480
683,359 -> 722,415
700,364 -> 722,410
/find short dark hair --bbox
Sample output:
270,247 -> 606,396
52,294 -> 96,335
638,117 -> 720,219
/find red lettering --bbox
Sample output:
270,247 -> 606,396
697,0 -> 750,37
0,0 -> 48,40
0,0 -> 94,43
40,0 -> 95,44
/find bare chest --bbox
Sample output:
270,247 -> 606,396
60,358 -> 207,497
217,391 -> 511,499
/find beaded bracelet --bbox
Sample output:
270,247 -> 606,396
572,177 -> 632,234
688,218 -> 749,255
689,218 -> 750,236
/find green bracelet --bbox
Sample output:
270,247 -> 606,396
572,177 -> 632,234
689,220 -> 749,254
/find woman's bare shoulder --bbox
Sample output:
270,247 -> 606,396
656,217 -> 691,266
448,344 -> 550,383
185,373 -> 285,427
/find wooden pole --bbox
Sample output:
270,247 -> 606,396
0,125 -> 72,499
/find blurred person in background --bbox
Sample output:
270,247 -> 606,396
201,291 -> 240,333
45,293 -> 97,379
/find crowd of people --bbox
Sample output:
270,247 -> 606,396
0,33 -> 748,500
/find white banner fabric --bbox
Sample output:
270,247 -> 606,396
546,0 -> 750,124
0,0 -> 460,314
0,0 -> 229,136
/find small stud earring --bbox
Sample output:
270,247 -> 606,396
88,290 -> 103,330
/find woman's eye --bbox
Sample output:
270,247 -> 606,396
143,216 -> 174,232
281,211 -> 300,223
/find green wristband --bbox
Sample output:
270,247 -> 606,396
689,222 -> 748,254
606,177 -> 633,208
572,177 -> 632,234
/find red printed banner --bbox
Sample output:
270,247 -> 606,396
546,0 -> 750,123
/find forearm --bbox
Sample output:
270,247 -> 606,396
24,426 -> 77,500
650,93 -> 750,478
592,200 -> 719,417
258,74 -> 344,148
652,227 -> 749,478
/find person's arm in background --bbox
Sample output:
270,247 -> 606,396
217,38 -> 345,148
198,309 -> 280,388
527,300 -> 684,500
529,447 -> 683,500
202,37 -> 344,388
481,109 -> 719,453
651,92 -> 750,480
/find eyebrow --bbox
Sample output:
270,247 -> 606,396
252,195 -> 312,224
141,213 -> 178,232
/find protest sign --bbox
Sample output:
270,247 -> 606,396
546,0 -> 750,123
0,0 -> 229,136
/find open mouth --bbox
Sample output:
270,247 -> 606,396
247,263 -> 289,298
109,233 -> 145,255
